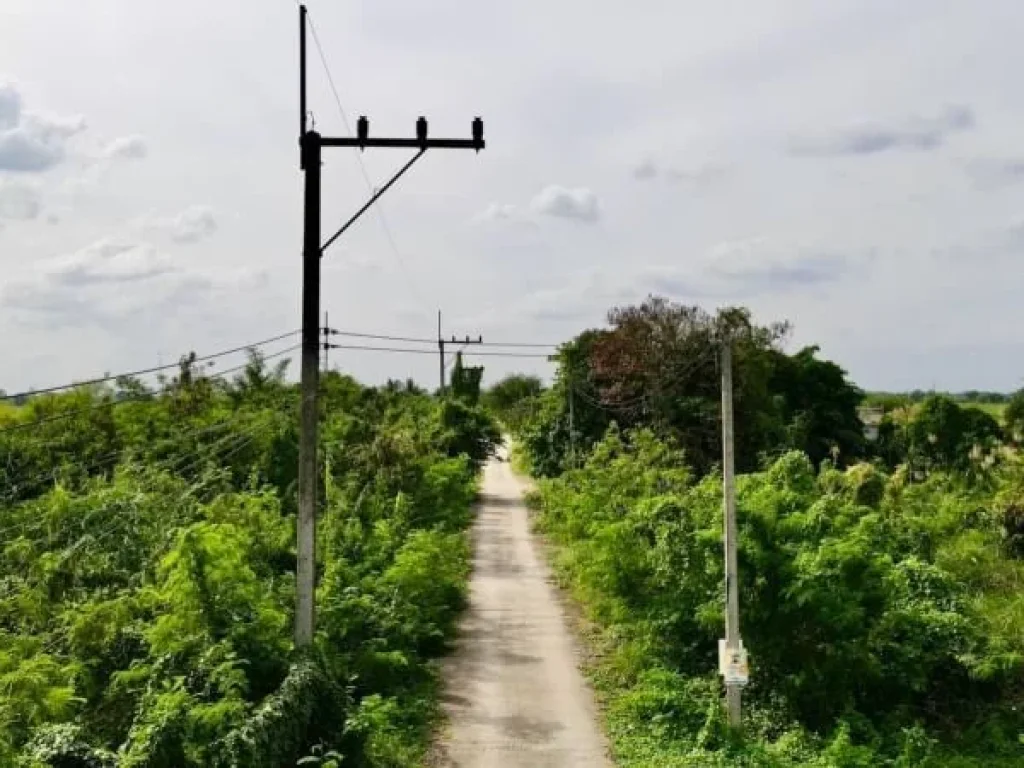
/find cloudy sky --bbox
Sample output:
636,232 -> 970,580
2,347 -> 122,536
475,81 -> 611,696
2,0 -> 1024,393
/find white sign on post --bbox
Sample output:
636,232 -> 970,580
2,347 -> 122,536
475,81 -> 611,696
718,638 -> 749,687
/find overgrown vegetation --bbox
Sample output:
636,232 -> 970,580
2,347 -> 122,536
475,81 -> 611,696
515,298 -> 867,478
528,429 -> 1024,766
499,295 -> 1024,766
0,351 -> 499,766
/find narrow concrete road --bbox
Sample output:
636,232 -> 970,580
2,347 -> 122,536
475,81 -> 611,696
430,452 -> 613,767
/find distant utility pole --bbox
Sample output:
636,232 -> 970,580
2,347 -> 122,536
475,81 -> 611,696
437,310 -> 483,395
295,4 -> 485,648
719,335 -> 747,728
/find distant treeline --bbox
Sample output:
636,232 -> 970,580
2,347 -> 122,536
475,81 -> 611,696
866,390 -> 1011,406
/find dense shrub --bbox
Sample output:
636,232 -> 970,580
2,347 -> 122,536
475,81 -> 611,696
0,356 -> 497,764
534,427 -> 1024,766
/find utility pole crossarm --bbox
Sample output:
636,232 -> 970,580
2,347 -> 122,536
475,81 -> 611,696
322,114 -> 484,152
437,310 -> 484,395
322,136 -> 484,150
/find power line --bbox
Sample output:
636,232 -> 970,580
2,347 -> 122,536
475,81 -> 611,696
326,329 -> 434,345
460,350 -> 553,359
0,344 -> 301,438
324,327 -> 557,349
0,331 -> 300,403
474,341 -> 558,349
0,413 -> 279,562
324,342 -> 551,359
0,347 -> 301,511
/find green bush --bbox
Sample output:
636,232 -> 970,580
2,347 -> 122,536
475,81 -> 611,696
0,357 -> 489,765
534,427 -> 1024,766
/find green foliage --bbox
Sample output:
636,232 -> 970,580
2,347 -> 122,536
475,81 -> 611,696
0,353 -> 488,765
904,395 -> 1003,474
482,374 -> 544,432
433,398 -> 502,471
769,346 -> 866,466
1005,389 -> 1024,442
533,428 -> 1024,766
448,352 -> 483,405
515,297 -> 865,479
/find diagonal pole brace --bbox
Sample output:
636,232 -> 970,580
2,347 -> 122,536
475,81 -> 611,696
320,148 -> 426,255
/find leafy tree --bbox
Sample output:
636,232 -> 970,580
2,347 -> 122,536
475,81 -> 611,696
482,374 -> 544,431
767,345 -> 865,466
908,395 -> 1002,473
0,366 -> 496,764
519,296 -> 864,477
874,414 -> 908,469
449,352 -> 483,405
536,298 -> 787,475
1005,388 -> 1024,442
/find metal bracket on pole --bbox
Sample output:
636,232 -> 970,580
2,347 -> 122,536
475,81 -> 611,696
321,149 -> 425,254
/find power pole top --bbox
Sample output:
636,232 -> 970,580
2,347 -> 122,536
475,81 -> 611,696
293,2 -> 486,648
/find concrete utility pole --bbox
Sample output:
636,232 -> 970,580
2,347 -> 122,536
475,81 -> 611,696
296,116 -> 321,649
719,335 -> 745,727
295,4 -> 485,648
437,310 -> 483,395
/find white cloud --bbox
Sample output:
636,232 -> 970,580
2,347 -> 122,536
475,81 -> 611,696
475,202 -> 519,221
789,106 -> 975,157
3,235 -> 264,330
0,179 -> 41,221
44,239 -> 173,286
0,81 -> 86,172
701,237 -> 852,287
967,157 -> 1024,188
500,237 -> 857,328
100,134 -> 147,161
144,205 -> 218,244
471,202 -> 542,230
0,82 -> 21,129
666,164 -> 726,185
5,2 -> 1024,391
529,185 -> 601,223
500,270 -> 623,325
633,159 -> 658,180
633,159 -> 725,185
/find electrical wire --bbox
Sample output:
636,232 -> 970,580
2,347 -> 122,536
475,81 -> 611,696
325,342 -> 551,359
473,341 -> 558,349
0,341 -> 301,436
0,426 -> 274,603
325,327 -> 558,349
0,331 -> 299,403
326,329 -> 434,345
0,413 -> 279,544
442,341 -> 469,373
462,350 -> 553,359
0,344 -> 301,513
304,9 -> 432,314
565,344 -> 721,416
0,404 -> 285,509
